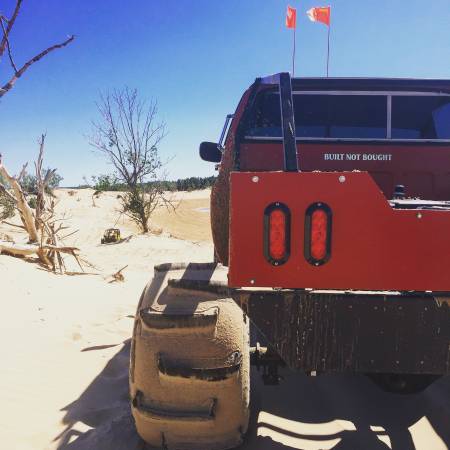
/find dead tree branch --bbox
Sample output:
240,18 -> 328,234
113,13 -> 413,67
0,220 -> 25,230
0,0 -> 74,99
0,35 -> 74,98
17,162 -> 28,182
0,140 -> 83,273
109,265 -> 128,283
0,153 -> 39,242
0,16 -> 18,72
0,0 -> 22,58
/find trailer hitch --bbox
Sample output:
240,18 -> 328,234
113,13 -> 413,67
250,342 -> 286,385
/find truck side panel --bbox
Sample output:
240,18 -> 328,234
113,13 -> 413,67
239,141 -> 450,200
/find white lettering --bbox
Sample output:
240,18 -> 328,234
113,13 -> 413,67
362,154 -> 392,161
324,153 -> 345,161
345,154 -> 361,161
323,153 -> 392,162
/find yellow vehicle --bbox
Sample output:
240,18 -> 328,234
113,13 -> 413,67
100,228 -> 121,244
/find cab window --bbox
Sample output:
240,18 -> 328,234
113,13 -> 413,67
391,96 -> 450,139
246,90 -> 450,141
247,91 -> 387,139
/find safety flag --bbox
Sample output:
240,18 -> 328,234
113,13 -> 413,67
306,6 -> 331,26
286,5 -> 297,29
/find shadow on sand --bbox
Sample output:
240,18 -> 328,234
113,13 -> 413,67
54,340 -> 450,450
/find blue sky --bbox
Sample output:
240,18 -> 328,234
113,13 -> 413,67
0,0 -> 449,185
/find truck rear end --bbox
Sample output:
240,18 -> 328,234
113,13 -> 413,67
208,73 -> 450,380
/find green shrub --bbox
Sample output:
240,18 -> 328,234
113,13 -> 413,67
0,193 -> 15,220
27,196 -> 37,209
91,174 -> 123,191
20,171 -> 63,195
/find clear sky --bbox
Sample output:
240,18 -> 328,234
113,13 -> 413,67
0,0 -> 449,185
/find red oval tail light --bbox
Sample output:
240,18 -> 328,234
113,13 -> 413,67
264,203 -> 290,265
305,203 -> 332,265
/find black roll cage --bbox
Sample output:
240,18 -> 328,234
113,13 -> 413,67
234,72 -> 299,172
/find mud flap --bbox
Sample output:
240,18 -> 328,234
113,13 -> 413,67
238,290 -> 450,375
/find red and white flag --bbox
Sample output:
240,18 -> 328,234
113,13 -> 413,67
306,6 -> 331,26
286,5 -> 297,29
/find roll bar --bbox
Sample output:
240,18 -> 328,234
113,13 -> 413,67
261,72 -> 299,171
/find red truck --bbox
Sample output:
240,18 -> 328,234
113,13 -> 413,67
130,73 -> 450,450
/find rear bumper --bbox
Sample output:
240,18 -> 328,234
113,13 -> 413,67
237,290 -> 450,375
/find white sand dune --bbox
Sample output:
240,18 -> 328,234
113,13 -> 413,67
0,189 -> 448,450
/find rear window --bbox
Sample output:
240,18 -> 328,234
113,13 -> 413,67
246,91 -> 450,141
391,96 -> 450,139
300,94 -> 387,139
247,92 -> 386,139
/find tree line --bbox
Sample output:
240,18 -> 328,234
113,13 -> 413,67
85,174 -> 217,193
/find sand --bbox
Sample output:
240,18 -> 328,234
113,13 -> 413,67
0,188 -> 449,450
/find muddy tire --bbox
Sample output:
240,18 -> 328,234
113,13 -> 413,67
130,263 -> 250,450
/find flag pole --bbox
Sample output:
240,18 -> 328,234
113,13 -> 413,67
292,26 -> 296,77
326,22 -> 330,77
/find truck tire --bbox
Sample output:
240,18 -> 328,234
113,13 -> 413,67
130,263 -> 250,450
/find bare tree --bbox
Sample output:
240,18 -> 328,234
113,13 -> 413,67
0,0 -> 74,99
90,87 -> 173,233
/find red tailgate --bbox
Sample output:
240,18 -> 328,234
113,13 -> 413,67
229,171 -> 450,291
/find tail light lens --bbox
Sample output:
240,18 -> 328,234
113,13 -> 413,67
305,203 -> 332,265
264,203 -> 290,265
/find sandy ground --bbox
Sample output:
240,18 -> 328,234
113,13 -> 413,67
0,188 -> 449,450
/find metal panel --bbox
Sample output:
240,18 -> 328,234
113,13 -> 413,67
238,142 -> 450,201
291,90 -> 450,96
289,78 -> 450,94
229,171 -> 450,291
